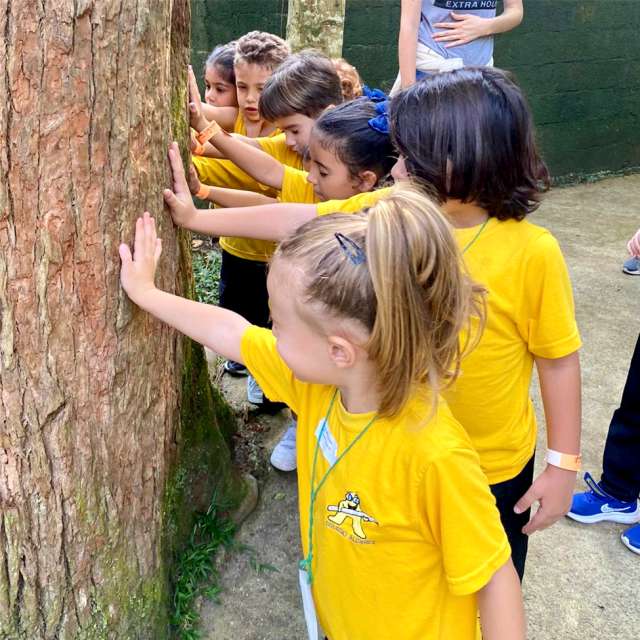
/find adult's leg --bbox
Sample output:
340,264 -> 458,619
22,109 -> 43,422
490,456 -> 535,582
600,334 -> 640,502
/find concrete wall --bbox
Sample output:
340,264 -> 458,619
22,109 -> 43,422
191,0 -> 640,181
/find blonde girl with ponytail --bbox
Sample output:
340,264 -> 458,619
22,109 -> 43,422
119,185 -> 525,640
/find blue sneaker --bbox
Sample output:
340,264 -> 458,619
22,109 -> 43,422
621,523 -> 640,555
567,472 -> 640,524
622,256 -> 640,275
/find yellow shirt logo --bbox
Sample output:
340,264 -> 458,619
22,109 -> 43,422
326,492 -> 378,541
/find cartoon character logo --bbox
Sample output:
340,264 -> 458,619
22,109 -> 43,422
327,492 -> 378,540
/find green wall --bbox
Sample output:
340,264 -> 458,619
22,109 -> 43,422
191,0 -> 640,181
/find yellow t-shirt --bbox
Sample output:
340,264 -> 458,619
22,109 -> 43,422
280,166 -> 318,204
191,115 -> 282,262
241,326 -> 510,640
316,187 -> 393,216
444,218 -> 582,484
258,133 -> 304,170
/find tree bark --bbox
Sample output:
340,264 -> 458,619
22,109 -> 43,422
0,2 -> 242,638
287,0 -> 347,58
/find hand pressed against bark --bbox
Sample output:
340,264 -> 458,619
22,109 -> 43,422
188,65 -> 209,132
163,142 -> 198,227
119,213 -> 162,305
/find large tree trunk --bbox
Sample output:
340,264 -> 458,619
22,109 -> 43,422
0,2 -> 243,638
287,0 -> 346,58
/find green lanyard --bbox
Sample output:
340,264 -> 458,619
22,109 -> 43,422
299,390 -> 378,585
461,218 -> 489,254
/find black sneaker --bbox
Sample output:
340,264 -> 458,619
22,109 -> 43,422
223,360 -> 248,376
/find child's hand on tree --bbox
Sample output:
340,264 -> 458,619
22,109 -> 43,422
163,142 -> 198,228
187,164 -> 201,196
188,65 -> 209,132
119,212 -> 162,305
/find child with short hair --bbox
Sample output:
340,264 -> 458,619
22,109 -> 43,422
192,51 -> 343,191
203,42 -> 238,108
197,98 -> 394,207
187,31 -> 289,387
119,187 -> 526,640
191,30 -> 290,138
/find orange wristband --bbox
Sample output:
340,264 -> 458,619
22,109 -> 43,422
190,129 -> 205,155
196,120 -> 222,145
545,449 -> 582,472
196,185 -> 210,200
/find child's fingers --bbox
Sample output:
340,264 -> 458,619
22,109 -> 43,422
133,216 -> 144,262
143,212 -> 157,255
168,142 -> 187,187
188,65 -> 202,107
119,242 -> 133,265
154,238 -> 162,266
513,485 -> 537,515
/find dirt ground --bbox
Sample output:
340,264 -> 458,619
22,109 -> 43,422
200,174 -> 640,640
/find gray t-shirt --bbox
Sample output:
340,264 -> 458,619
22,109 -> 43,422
418,0 -> 497,65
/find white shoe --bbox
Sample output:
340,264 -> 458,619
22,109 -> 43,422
246,375 -> 264,405
270,421 -> 297,472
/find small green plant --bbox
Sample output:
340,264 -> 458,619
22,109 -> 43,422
233,542 -> 280,575
192,245 -> 221,306
171,497 -> 235,640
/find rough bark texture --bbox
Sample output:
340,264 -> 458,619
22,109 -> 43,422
0,2 -> 242,638
287,0 -> 346,58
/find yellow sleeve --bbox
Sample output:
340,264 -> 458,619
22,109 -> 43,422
423,447 -> 511,596
192,155 -> 277,196
315,187 -> 393,216
517,232 -> 582,358
258,134 -> 304,169
240,326 -> 304,412
281,166 -> 318,204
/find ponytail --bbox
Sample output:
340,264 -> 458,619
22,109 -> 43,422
365,185 -> 484,416
276,184 -> 484,417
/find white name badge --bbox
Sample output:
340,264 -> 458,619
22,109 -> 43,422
315,418 -> 338,466
298,567 -> 320,640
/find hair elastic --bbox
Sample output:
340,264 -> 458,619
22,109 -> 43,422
367,100 -> 390,135
335,232 -> 366,265
362,85 -> 387,103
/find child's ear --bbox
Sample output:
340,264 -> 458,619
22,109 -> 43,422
327,336 -> 357,369
356,170 -> 378,193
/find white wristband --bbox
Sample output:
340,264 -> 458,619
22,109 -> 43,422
545,449 -> 581,472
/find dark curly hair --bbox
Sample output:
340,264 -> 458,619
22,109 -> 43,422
389,67 -> 550,221
234,31 -> 290,71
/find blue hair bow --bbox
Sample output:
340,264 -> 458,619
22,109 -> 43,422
367,99 -> 390,135
362,85 -> 388,103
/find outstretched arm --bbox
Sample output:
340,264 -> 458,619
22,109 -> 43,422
188,65 -> 237,132
478,559 -> 525,640
205,127 -> 285,190
166,142 -> 315,241
119,212 -> 249,363
187,164 -> 276,207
